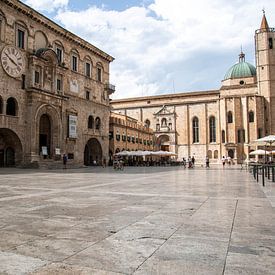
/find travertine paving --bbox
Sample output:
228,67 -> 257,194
0,166 -> 274,275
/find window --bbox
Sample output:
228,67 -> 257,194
161,118 -> 167,127
249,111 -> 254,123
222,130 -> 225,143
95,117 -> 101,130
227,111 -> 233,123
85,62 -> 91,77
168,123 -> 172,130
56,47 -> 63,64
192,117 -> 199,143
109,131 -> 113,140
72,55 -> 78,72
57,78 -> 62,92
6,97 -> 17,116
116,132 -> 121,141
88,116 -> 94,129
207,150 -> 212,159
258,128 -> 263,139
97,68 -> 102,82
237,129 -> 245,143
145,119 -> 150,128
156,123 -> 160,131
127,136 -> 131,142
209,116 -> 216,143
269,38 -> 273,49
132,136 -> 135,143
86,91 -> 90,100
17,29 -> 25,49
34,71 -> 40,84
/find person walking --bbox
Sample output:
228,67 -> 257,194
205,156 -> 210,168
182,157 -> 186,168
191,156 -> 195,168
222,156 -> 226,168
62,153 -> 68,169
188,156 -> 192,168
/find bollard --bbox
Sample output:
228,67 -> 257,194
256,165 -> 259,182
262,166 -> 265,187
267,166 -> 270,180
272,167 -> 275,183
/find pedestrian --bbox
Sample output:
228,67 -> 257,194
62,153 -> 68,169
102,158 -> 107,168
188,156 -> 192,168
222,156 -> 226,168
205,156 -> 210,168
191,156 -> 195,168
182,157 -> 186,168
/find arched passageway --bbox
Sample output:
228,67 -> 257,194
84,138 -> 102,165
156,135 -> 170,151
0,128 -> 23,167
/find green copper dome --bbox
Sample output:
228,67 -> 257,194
224,52 -> 256,80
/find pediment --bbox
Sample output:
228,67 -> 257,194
154,105 -> 174,116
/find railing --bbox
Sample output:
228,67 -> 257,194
249,163 -> 275,186
255,27 -> 275,34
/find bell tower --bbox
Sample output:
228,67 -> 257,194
255,11 -> 275,134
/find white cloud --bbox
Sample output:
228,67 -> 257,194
30,0 -> 275,98
25,0 -> 68,13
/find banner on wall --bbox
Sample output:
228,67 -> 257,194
68,115 -> 77,138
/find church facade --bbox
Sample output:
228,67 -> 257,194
0,0 -> 115,167
111,14 -> 274,164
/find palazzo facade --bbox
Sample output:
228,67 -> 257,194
0,0 -> 115,167
111,14 -> 275,164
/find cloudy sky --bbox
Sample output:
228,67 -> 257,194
23,0 -> 275,99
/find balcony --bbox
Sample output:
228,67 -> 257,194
105,83 -> 116,94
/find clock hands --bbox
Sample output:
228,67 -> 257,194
4,53 -> 18,66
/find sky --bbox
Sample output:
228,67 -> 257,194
23,0 -> 275,99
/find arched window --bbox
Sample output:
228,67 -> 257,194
161,118 -> 167,127
221,130 -> 225,143
95,117 -> 101,130
227,111 -> 233,123
207,150 -> 212,159
145,119 -> 150,128
6,97 -> 17,116
209,116 -> 216,143
214,150 -> 218,159
88,116 -> 94,129
249,111 -> 254,123
0,96 -> 3,114
192,117 -> 199,143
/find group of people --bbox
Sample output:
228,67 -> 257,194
182,156 -> 196,168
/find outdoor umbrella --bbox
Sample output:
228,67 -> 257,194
249,149 -> 270,156
254,135 -> 275,145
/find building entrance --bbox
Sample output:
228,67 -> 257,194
39,114 -> 51,157
84,138 -> 102,165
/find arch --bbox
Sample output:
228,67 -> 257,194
156,134 -> 170,151
228,149 -> 234,159
192,116 -> 199,143
36,48 -> 58,65
34,31 -> 48,50
221,130 -> 225,143
115,148 -> 120,153
249,111 -> 254,123
0,128 -> 23,167
161,118 -> 167,127
145,119 -> 150,128
88,115 -> 94,129
214,150 -> 218,159
35,104 -> 61,158
6,97 -> 18,116
84,138 -> 103,165
227,111 -> 233,123
95,117 -> 101,130
209,116 -> 216,143
207,150 -> 212,159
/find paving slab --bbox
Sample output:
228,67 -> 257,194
0,166 -> 274,274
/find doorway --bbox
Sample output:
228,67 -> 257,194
39,114 -> 51,157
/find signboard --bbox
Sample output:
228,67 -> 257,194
68,115 -> 77,138
55,148 -> 61,155
41,146 -> 48,156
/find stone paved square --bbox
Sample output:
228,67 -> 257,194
0,167 -> 274,274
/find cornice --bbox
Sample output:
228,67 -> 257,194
1,0 -> 114,62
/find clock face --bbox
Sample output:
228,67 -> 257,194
1,45 -> 25,78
